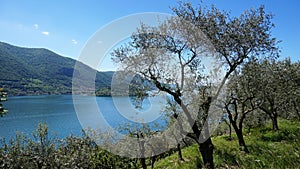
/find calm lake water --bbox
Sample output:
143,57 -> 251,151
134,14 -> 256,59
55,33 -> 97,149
0,95 -> 167,140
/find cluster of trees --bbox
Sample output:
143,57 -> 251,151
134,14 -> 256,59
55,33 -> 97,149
0,123 -> 191,169
0,42 -> 114,96
222,58 -> 300,153
111,1 -> 288,168
0,124 -> 139,169
1,1 -> 299,169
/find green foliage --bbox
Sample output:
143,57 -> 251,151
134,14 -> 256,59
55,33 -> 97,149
244,59 -> 300,130
90,148 -> 139,169
1,120 -> 300,168
0,123 -> 140,169
112,1 -> 280,167
153,144 -> 201,169
0,42 -> 113,96
0,88 -> 8,117
259,120 -> 300,142
95,87 -> 111,96
154,119 -> 300,169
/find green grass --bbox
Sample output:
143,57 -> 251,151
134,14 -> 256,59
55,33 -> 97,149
154,119 -> 300,169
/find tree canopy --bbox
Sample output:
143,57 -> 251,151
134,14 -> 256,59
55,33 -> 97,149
112,2 -> 279,168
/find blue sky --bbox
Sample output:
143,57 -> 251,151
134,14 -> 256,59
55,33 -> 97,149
0,0 -> 299,71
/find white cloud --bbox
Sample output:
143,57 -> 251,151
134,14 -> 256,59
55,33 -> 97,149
42,31 -> 49,36
33,24 -> 39,29
71,39 -> 78,45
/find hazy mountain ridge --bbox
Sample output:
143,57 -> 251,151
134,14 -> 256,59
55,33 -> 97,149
0,42 -> 113,96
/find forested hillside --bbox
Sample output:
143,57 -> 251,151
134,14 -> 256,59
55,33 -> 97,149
0,42 -> 113,95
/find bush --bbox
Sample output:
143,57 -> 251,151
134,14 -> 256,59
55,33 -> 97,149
0,123 -> 139,169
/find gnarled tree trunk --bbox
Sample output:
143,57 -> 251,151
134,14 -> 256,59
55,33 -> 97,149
271,112 -> 279,131
177,143 -> 184,161
199,137 -> 214,169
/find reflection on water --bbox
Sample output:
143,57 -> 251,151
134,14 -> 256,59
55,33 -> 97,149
0,95 -> 167,140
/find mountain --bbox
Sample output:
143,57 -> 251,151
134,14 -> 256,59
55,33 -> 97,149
0,42 -> 113,96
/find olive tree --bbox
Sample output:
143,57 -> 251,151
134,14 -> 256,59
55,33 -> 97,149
281,59 -> 300,120
223,66 -> 260,153
243,109 -> 268,133
252,59 -> 300,130
112,2 -> 279,168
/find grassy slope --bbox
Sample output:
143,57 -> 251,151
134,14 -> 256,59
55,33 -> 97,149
154,119 -> 300,169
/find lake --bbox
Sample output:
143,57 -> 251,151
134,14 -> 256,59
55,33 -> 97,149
0,95 -> 167,140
